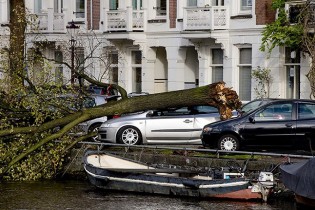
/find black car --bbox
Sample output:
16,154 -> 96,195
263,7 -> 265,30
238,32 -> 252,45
201,99 -> 315,151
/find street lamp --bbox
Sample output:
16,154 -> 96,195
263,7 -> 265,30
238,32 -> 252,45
66,20 -> 80,84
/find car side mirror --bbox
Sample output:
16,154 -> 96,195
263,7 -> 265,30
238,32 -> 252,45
249,116 -> 255,123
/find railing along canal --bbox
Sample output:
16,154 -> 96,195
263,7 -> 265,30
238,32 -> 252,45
78,142 -> 314,159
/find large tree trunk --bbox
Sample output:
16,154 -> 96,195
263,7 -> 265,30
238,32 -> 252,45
306,54 -> 315,99
9,0 -> 26,89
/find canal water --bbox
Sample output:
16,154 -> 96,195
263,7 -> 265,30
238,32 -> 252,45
0,180 -> 296,210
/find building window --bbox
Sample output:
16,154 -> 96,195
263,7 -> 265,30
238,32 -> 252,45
133,0 -> 142,10
211,49 -> 223,83
156,0 -> 167,16
240,0 -> 252,11
285,47 -> 300,99
54,0 -> 63,13
110,0 -> 119,10
76,0 -> 85,18
212,0 -> 224,6
55,51 -> 63,84
239,48 -> 252,101
132,51 -> 142,92
34,0 -> 42,14
187,0 -> 197,7
76,48 -> 85,85
109,52 -> 118,84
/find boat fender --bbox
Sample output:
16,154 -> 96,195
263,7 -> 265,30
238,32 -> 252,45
182,180 -> 200,189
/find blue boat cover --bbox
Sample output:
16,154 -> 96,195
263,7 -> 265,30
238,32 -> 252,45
280,158 -> 315,199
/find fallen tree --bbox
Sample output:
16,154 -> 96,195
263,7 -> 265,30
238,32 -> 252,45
0,82 -> 241,180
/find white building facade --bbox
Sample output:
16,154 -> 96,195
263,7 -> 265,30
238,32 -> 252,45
0,0 -> 311,101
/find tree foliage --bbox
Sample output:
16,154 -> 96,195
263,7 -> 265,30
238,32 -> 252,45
261,0 -> 315,98
260,0 -> 303,54
252,66 -> 272,98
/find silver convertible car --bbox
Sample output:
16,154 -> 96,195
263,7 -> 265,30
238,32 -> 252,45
98,105 -> 226,145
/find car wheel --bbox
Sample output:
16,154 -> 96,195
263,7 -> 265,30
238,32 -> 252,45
117,126 -> 142,145
217,134 -> 240,151
88,123 -> 102,142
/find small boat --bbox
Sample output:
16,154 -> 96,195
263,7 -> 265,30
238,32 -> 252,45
83,151 -> 274,201
280,158 -> 315,209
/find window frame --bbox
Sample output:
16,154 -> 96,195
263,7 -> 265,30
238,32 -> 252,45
34,0 -> 42,14
211,48 -> 224,83
187,0 -> 197,7
109,0 -> 119,10
131,50 -> 142,92
238,0 -> 252,14
238,47 -> 252,101
298,103 -> 315,120
75,0 -> 85,19
109,52 -> 119,84
284,47 -> 301,99
155,0 -> 167,17
54,0 -> 64,13
133,0 -> 142,10
254,103 -> 293,122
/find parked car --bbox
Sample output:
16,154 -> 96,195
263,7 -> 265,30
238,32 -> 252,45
98,105 -> 231,145
75,94 -> 120,141
88,85 -> 118,97
201,99 -> 315,151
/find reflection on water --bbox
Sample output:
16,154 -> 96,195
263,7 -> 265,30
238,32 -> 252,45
0,180 -> 296,210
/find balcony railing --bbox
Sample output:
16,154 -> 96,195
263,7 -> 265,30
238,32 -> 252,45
25,6 -> 226,33
103,7 -> 146,32
183,6 -> 228,31
28,8 -> 66,33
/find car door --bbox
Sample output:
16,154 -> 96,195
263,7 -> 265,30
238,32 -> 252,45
240,102 -> 296,146
190,106 -> 221,140
295,102 -> 315,146
145,107 -> 194,143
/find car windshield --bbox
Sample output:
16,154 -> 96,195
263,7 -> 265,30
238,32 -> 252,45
240,99 -> 276,115
241,100 -> 262,113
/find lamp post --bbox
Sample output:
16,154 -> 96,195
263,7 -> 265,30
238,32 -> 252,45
66,20 -> 80,84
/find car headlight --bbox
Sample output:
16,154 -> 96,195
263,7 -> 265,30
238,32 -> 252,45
203,127 -> 213,133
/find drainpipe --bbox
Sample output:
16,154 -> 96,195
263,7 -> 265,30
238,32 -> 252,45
90,0 -> 93,29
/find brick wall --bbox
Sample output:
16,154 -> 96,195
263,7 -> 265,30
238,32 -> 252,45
256,0 -> 276,25
87,0 -> 100,30
169,0 -> 177,28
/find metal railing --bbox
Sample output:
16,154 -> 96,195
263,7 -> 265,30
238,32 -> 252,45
78,142 -> 314,159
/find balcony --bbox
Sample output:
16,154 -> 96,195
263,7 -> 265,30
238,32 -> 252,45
183,6 -> 228,31
28,8 -> 66,33
103,7 -> 146,32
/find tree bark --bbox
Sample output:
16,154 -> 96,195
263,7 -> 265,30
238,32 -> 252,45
8,0 -> 26,89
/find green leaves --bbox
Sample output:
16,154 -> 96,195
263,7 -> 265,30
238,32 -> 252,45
252,66 -> 272,98
260,0 -> 303,54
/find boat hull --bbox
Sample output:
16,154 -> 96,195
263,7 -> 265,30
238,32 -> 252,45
85,164 -> 253,198
295,194 -> 315,209
83,151 -> 263,200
